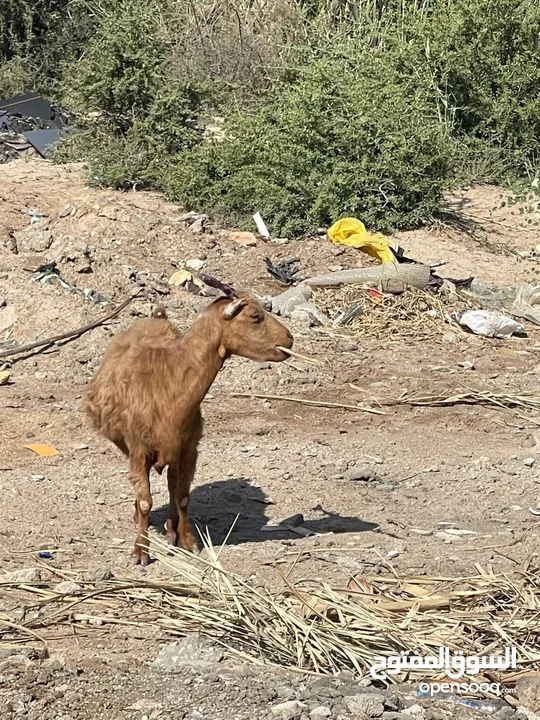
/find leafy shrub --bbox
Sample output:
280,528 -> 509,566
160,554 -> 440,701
161,46 -> 455,237
57,0 -> 208,188
381,0 -> 540,177
0,56 -> 32,98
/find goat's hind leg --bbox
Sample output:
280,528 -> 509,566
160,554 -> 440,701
165,464 -> 180,547
129,452 -> 153,566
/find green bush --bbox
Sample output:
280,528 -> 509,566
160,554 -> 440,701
381,0 -> 540,177
0,56 -> 32,98
57,0 -> 208,188
161,47 -> 455,236
0,0 -> 101,90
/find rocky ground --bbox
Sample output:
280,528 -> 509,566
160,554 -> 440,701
2,159 -> 540,718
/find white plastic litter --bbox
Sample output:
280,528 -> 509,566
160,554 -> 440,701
458,310 -> 525,339
253,212 -> 270,239
512,284 -> 540,326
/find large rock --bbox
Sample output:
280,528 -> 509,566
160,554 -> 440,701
517,674 -> 540,714
270,701 -> 307,719
14,227 -> 53,252
344,693 -> 385,718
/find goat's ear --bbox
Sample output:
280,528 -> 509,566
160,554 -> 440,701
223,297 -> 248,320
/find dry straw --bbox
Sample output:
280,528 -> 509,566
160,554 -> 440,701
312,285 -> 475,339
2,533 -> 540,683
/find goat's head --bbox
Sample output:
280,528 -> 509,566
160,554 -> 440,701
212,293 -> 293,362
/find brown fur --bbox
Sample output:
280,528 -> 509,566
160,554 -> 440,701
85,294 -> 293,565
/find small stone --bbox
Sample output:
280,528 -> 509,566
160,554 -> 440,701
0,645 -> 47,660
126,700 -> 163,712
58,204 -> 76,218
271,701 -> 306,719
310,708 -> 332,720
229,231 -> 257,247
442,332 -> 458,344
524,457 -> 536,468
185,258 -> 205,271
189,218 -> 205,234
347,466 -> 381,483
383,714 -> 414,720
458,360 -> 475,370
374,483 -> 396,491
3,568 -> 42,583
95,496 -> 105,505
387,549 -> 401,559
435,531 -> 455,543
402,704 -> 425,719
73,443 -> 88,451
82,566 -> 112,582
344,693 -> 385,718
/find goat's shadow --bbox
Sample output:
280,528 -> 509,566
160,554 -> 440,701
151,478 -> 378,547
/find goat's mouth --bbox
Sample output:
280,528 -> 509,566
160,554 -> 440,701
273,346 -> 290,361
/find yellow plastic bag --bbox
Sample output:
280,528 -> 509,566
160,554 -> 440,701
327,217 -> 395,264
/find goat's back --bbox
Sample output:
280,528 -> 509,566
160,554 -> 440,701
85,316 -> 182,450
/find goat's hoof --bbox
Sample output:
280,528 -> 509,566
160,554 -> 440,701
180,537 -> 199,554
131,550 -> 151,567
166,530 -> 179,547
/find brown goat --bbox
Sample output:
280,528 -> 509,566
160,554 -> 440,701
85,294 -> 293,565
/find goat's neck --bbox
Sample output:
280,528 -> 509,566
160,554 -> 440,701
174,313 -> 226,408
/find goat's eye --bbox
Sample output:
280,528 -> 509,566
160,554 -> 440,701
251,313 -> 263,323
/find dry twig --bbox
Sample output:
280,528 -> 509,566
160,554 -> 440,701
0,290 -> 142,359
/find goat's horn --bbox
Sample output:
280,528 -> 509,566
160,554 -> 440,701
199,273 -> 238,297
223,297 -> 247,319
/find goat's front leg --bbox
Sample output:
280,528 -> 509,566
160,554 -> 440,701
129,453 -> 153,566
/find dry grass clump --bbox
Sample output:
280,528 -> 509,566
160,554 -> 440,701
313,286 -> 472,339
2,534 -> 540,686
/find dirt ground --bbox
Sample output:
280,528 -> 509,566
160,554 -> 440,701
2,159 -> 540,719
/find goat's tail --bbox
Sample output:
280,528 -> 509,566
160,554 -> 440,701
152,305 -> 168,320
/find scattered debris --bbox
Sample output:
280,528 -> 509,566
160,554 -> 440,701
29,261 -> 108,305
253,212 -> 270,239
0,92 -> 74,163
456,309 -> 526,338
24,443 -> 59,457
327,217 -> 395,264
0,369 -> 11,385
291,303 -> 328,326
304,263 -> 432,291
272,284 -> 312,316
265,257 -> 301,285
